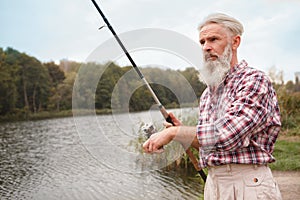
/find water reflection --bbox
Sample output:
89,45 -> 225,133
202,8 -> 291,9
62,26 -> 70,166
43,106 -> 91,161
0,114 -> 204,200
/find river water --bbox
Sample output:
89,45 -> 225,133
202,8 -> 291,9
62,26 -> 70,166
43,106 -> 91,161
0,109 -> 204,200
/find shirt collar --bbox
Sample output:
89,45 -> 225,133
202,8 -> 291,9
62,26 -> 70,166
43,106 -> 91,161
230,59 -> 248,74
224,59 -> 248,83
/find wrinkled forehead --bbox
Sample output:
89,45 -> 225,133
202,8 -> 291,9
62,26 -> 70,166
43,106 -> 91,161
199,23 -> 229,38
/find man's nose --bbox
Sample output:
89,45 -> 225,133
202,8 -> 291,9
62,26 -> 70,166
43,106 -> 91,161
202,43 -> 212,52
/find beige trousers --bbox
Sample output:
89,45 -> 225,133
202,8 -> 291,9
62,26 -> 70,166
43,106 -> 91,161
204,164 -> 282,200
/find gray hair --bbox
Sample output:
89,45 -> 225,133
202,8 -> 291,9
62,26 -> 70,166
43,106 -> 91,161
198,13 -> 244,36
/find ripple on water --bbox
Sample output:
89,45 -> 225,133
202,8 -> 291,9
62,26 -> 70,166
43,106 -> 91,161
0,114 -> 204,199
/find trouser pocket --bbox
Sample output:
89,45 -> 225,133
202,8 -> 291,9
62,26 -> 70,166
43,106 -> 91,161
243,168 -> 282,200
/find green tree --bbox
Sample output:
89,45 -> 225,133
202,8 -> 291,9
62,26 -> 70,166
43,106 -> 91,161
44,62 -> 65,88
0,48 -> 19,115
44,62 -> 66,111
179,67 -> 206,99
95,62 -> 128,109
73,62 -> 106,110
18,53 -> 50,113
56,71 -> 76,110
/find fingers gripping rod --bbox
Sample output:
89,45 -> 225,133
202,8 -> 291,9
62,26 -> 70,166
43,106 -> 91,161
90,0 -> 206,182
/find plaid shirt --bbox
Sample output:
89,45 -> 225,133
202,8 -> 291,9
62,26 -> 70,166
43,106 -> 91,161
197,60 -> 281,168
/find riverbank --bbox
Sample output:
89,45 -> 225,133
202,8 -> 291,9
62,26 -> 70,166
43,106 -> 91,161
0,109 -> 112,123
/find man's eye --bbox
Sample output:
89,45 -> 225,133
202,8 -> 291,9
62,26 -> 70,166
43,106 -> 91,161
199,40 -> 205,45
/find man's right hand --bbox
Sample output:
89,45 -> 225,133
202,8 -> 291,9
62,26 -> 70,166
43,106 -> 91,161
164,112 -> 182,128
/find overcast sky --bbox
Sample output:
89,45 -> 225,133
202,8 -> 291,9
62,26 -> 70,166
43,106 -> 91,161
1,0 -> 300,81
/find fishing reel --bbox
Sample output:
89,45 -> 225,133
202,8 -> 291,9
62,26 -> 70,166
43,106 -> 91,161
141,122 -> 164,153
141,122 -> 157,139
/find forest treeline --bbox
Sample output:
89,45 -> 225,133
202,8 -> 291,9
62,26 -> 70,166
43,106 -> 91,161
0,47 -> 299,125
0,47 -> 206,121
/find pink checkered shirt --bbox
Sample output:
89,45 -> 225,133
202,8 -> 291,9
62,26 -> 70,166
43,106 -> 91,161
197,60 -> 281,168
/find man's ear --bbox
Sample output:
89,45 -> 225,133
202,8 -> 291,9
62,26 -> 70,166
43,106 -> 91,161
232,35 -> 241,50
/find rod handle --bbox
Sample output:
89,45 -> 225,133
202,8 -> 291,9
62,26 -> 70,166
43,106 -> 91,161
166,115 -> 175,126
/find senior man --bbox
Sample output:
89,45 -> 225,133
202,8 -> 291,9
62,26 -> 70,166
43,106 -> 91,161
143,13 -> 282,200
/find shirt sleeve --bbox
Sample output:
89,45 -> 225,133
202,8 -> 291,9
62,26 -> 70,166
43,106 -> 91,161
197,71 -> 272,152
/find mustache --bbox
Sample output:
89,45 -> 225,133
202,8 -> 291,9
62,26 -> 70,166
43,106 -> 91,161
204,52 -> 219,61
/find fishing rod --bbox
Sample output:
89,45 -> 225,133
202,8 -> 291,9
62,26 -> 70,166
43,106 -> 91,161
90,0 -> 206,182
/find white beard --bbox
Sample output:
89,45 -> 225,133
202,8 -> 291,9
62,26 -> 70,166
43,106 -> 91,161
199,44 -> 232,87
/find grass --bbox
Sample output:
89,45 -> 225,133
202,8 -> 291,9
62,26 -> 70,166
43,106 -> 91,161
269,137 -> 300,171
270,113 -> 300,171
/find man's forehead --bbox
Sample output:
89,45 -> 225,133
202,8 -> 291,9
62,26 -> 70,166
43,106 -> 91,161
199,23 -> 227,37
